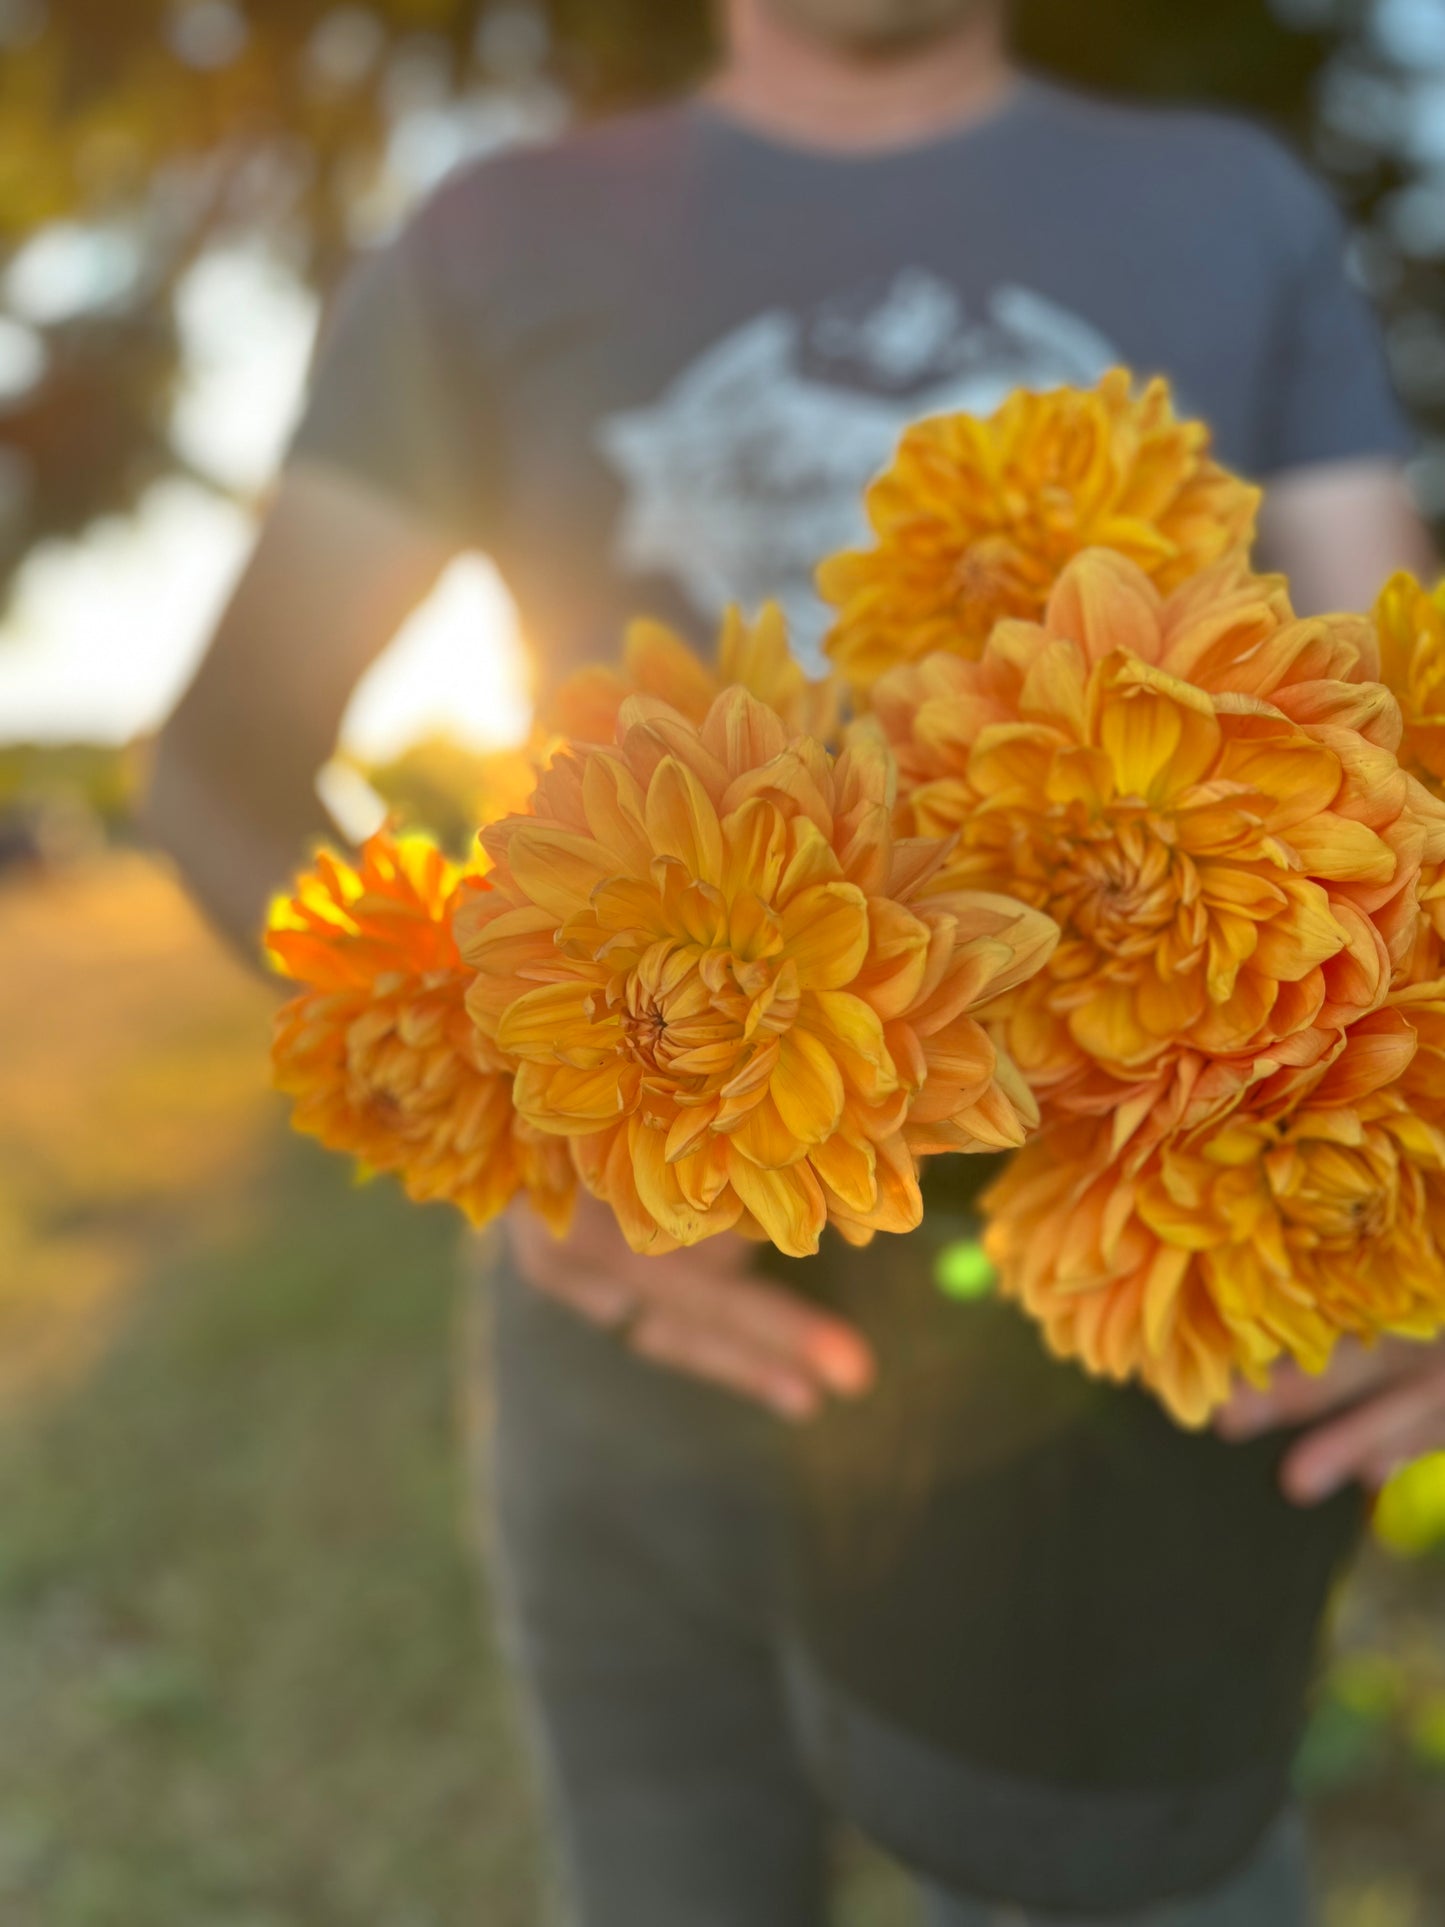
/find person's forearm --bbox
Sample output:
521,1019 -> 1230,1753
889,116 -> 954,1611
137,465 -> 458,966
142,737 -> 338,968
1257,460 -> 1438,616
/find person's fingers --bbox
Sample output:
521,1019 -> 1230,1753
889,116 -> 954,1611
678,1271 -> 876,1398
505,1212 -> 637,1325
611,1235 -> 754,1289
507,1195 -> 869,1404
523,1257 -> 638,1327
1215,1342 -> 1410,1440
628,1306 -> 822,1421
1281,1366 -> 1445,1505
665,1230 -> 754,1276
503,1199 -> 567,1275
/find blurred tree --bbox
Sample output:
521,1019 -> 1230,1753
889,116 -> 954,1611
1296,0 -> 1445,527
0,0 -> 1438,601
0,0 -> 542,581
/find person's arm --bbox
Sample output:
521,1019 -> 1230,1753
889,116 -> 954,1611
1257,457 -> 1437,617
1244,131 -> 1434,618
143,462 -> 455,955
148,194 -> 507,956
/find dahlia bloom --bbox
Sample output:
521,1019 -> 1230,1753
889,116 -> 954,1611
871,549 -> 1445,1125
552,603 -> 839,744
985,1005 -> 1445,1427
820,370 -> 1259,693
458,688 -> 1056,1258
268,834 -> 574,1232
1376,569 -> 1445,785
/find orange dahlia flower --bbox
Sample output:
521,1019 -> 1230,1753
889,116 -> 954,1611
872,549 -> 1445,1123
457,688 -> 1056,1258
267,834 -> 574,1232
1376,569 -> 1445,786
819,370 -> 1260,694
552,603 -> 840,744
985,1007 -> 1445,1426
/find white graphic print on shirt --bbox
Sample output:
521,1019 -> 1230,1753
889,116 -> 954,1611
598,271 -> 1121,673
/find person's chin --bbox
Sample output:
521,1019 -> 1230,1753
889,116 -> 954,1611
770,0 -> 991,56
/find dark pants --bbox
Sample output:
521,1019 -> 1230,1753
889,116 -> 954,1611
484,1261 -> 1312,1927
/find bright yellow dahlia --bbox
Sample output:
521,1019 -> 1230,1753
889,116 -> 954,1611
267,834 -> 574,1232
985,1006 -> 1445,1427
552,603 -> 840,744
1376,569 -> 1445,786
871,549 -> 1445,1124
819,370 -> 1260,693
457,688 -> 1056,1258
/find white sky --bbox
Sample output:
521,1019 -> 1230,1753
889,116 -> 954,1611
0,227 -> 534,761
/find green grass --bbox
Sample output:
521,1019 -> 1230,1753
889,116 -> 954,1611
0,1138 -> 544,1927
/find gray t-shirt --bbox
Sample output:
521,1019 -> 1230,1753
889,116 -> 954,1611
291,79 -> 1411,683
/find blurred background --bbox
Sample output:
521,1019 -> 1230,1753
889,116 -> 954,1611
3,2 -> 1445,1922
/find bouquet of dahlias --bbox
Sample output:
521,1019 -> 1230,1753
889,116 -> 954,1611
267,370 -> 1445,1431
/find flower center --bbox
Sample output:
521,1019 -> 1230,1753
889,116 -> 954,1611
1275,1142 -> 1397,1247
365,1088 -> 405,1126
622,994 -> 670,1073
948,528 -> 1054,622
1053,812 -> 1190,958
613,934 -> 799,1098
348,1016 -> 422,1123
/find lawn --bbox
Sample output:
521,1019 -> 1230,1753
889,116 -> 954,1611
0,855 -> 546,1926
0,854 -> 1442,1925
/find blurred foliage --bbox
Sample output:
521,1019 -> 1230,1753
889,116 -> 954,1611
0,741 -> 139,871
1298,1554 -> 1445,1919
1377,1453 -> 1445,1559
0,740 -> 137,823
353,731 -> 540,856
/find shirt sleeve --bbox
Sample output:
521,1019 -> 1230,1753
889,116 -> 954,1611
285,223 -> 497,546
1258,171 -> 1414,478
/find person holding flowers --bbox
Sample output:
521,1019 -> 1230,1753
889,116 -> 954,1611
147,1 -> 1444,1922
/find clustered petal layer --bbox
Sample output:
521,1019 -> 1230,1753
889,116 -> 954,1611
820,370 -> 1260,695
1376,569 -> 1445,785
871,548 -> 1445,1130
985,1002 -> 1445,1426
552,602 -> 840,745
458,687 -> 1056,1258
268,834 -> 575,1232
945,548 -> 1445,1426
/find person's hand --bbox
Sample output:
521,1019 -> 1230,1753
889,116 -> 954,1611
1216,1337 -> 1445,1506
505,1193 -> 875,1422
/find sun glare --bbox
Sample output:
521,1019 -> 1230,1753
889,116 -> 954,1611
337,553 -> 533,763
